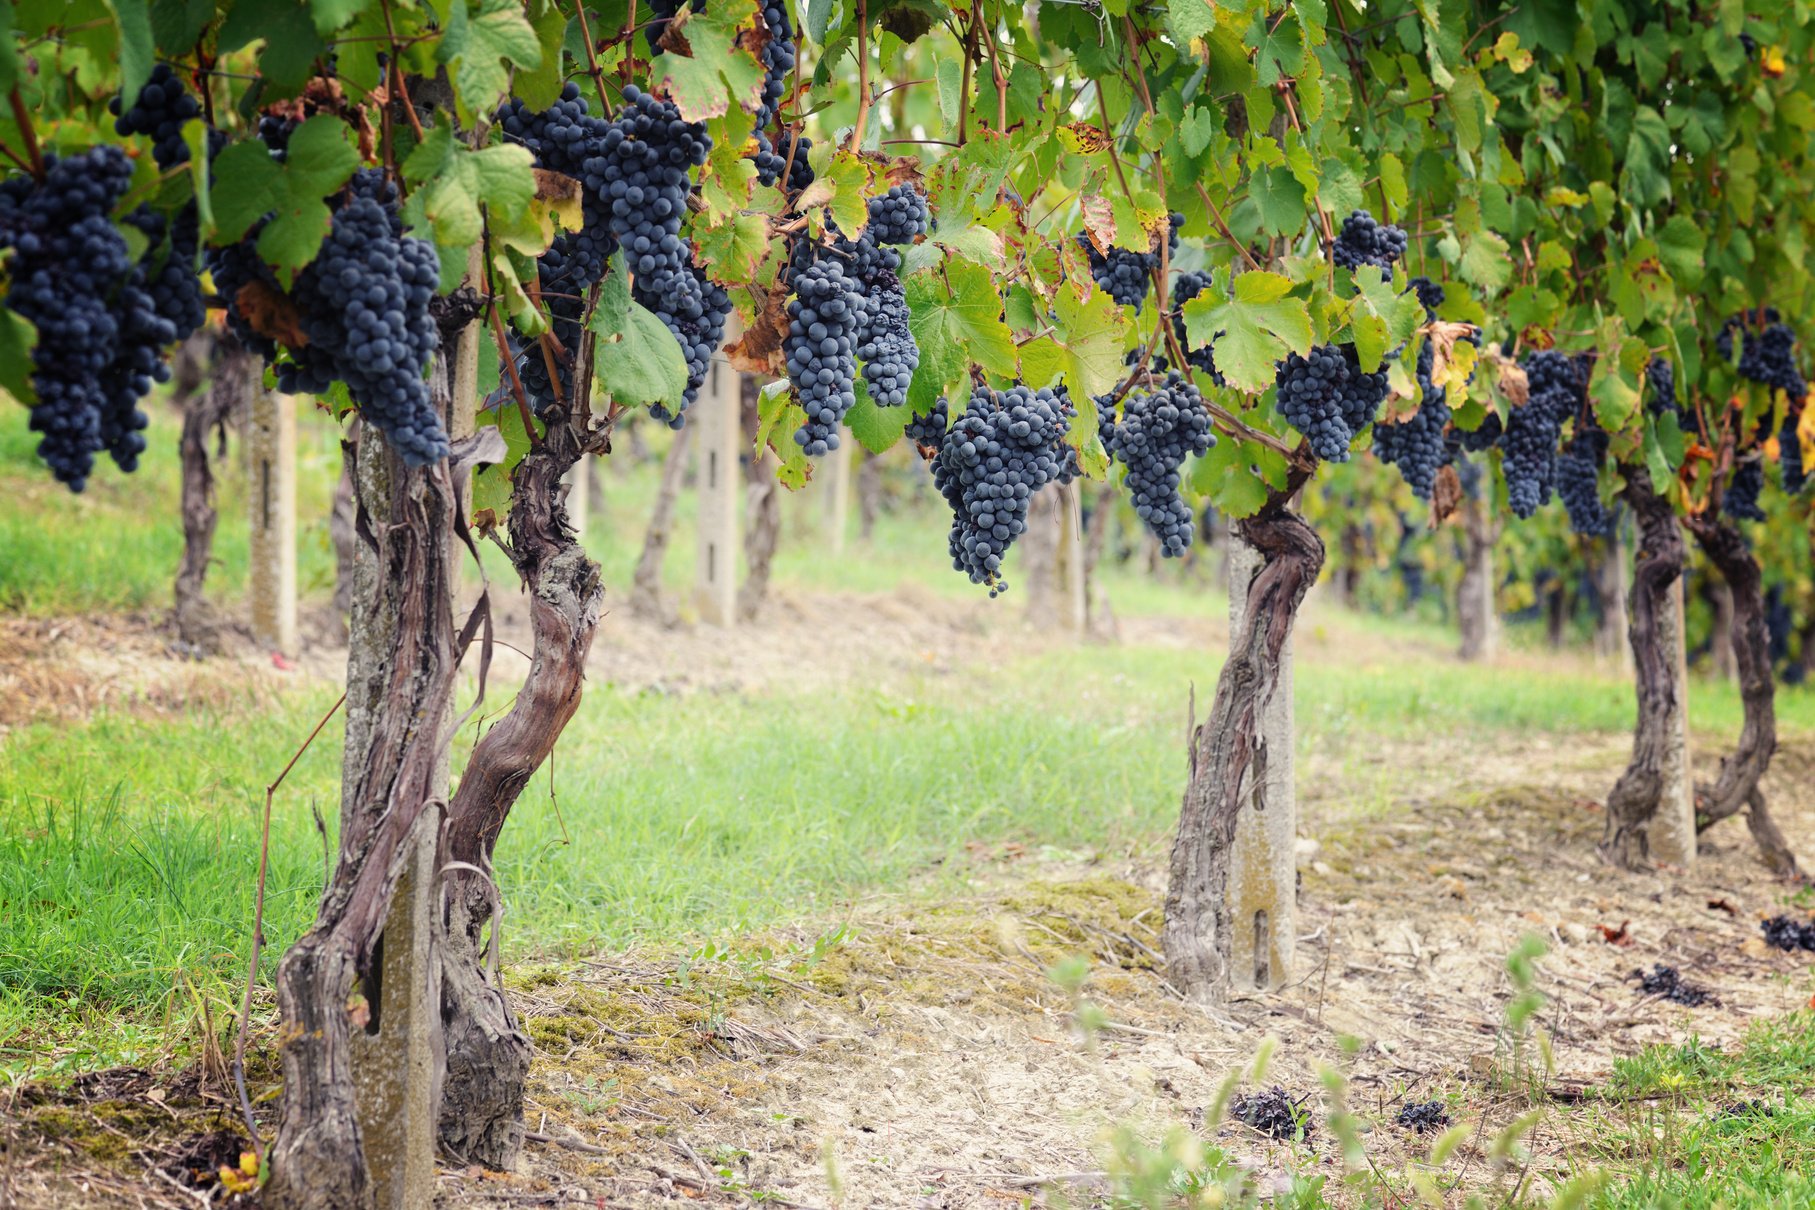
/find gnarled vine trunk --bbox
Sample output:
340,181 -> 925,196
171,335 -> 254,651
437,401 -> 604,1167
1163,478 -> 1320,1001
1602,466 -> 1690,870
264,437 -> 463,1210
1457,493 -> 1496,662
1688,516 -> 1800,878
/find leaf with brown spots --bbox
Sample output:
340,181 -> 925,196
1597,921 -> 1633,947
233,280 -> 308,349
725,286 -> 790,377
1429,463 -> 1462,528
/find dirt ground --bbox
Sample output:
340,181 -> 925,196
4,588 -> 1814,1209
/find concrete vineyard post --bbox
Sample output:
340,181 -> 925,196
1057,481 -> 1087,633
1654,576 -> 1697,866
246,388 -> 298,656
694,352 -> 740,627
1224,535 -> 1297,991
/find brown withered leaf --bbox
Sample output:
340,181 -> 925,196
1429,463 -> 1463,528
725,287 -> 790,377
1078,194 -> 1117,256
1483,346 -> 1529,407
1425,320 -> 1479,390
1707,898 -> 1740,917
533,168 -> 582,205
655,5 -> 696,56
1597,921 -> 1634,947
234,279 -> 308,349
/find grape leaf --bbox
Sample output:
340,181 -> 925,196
0,306 -> 37,404
648,0 -> 765,122
587,252 -> 690,409
1183,271 -> 1312,393
1192,435 -> 1273,518
1247,166 -> 1306,237
107,0 -> 154,105
148,0 -> 212,54
845,393 -> 908,454
308,0 -> 373,35
694,213 -> 771,284
903,262 -> 1019,409
511,0 -> 570,111
402,123 -> 536,249
1050,285 -> 1130,401
438,0 -> 542,126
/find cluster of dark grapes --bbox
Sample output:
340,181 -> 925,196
1718,309 -> 1807,399
1395,1101 -> 1451,1134
1274,343 -> 1388,462
1109,372 -> 1215,557
866,184 -> 929,245
642,0 -> 703,52
1783,411 -> 1806,493
1331,209 -> 1408,271
1230,1087 -> 1311,1141
756,131 -> 816,194
1555,418 -> 1612,536
1645,357 -> 1678,419
1169,270 -> 1224,383
1407,275 -> 1445,312
579,86 -> 719,423
783,187 -> 927,444
1078,213 -> 1180,312
110,64 -> 202,169
2,148 -> 153,489
496,84 -> 619,412
1762,914 -> 1815,951
905,398 -> 948,452
1457,410 -> 1503,452
1726,459 -> 1767,521
784,259 -> 863,455
1500,350 -> 1579,518
274,171 -> 448,465
749,0 -> 799,186
1374,337 -> 1453,500
930,384 -> 1075,595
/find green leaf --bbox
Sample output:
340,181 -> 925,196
1654,214 -> 1705,290
0,306 -> 37,404
805,0 -> 836,42
208,141 -> 286,243
402,123 -> 537,249
587,252 -> 691,408
181,119 -> 214,237
756,384 -> 812,488
798,149 -> 872,237
1184,271 -> 1312,393
845,394 -> 908,453
511,0 -> 570,110
903,262 -> 1019,409
935,57 -> 963,128
439,0 -> 543,126
648,0 -> 766,122
701,107 -> 758,222
309,0 -> 373,35
1050,286 -> 1130,401
108,0 -> 154,103
1166,0 -> 1215,47
1459,229 -> 1513,291
694,213 -> 772,284
149,0 -> 213,54
1247,166 -> 1306,238
1193,436 -> 1273,518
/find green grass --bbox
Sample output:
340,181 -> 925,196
1563,1014 -> 1815,1209
0,402 -> 343,615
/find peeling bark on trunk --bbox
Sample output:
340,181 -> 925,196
1457,496 -> 1496,662
171,338 -> 254,651
264,440 -> 461,1210
331,421 -> 361,624
1162,483 -> 1321,1001
1602,467 -> 1687,870
628,426 -> 693,623
438,404 -> 603,1168
1689,517 -> 1800,878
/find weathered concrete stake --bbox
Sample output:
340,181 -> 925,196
694,354 -> 740,627
246,389 -> 297,655
1055,481 -> 1087,633
1652,576 -> 1697,866
1223,536 -> 1297,991
350,805 -> 441,1210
